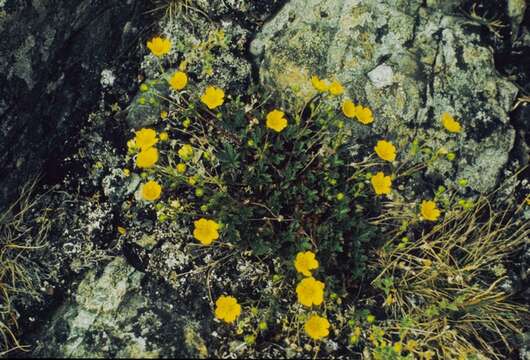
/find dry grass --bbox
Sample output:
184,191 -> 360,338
460,3 -> 507,39
148,0 -> 210,22
513,95 -> 530,111
372,195 -> 529,358
0,179 -> 52,356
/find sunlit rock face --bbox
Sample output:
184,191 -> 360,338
252,0 -> 518,193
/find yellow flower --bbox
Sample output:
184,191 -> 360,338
141,180 -> 162,201
296,277 -> 325,307
176,163 -> 187,174
123,168 -> 130,177
441,112 -> 462,133
304,314 -> 330,340
420,200 -> 441,221
193,218 -> 220,245
201,86 -> 225,109
374,140 -> 397,162
266,109 -> 288,133
178,144 -> 193,161
136,147 -> 159,168
134,128 -> 158,150
342,99 -> 356,118
294,251 -> 319,277
169,71 -> 188,91
355,105 -> 374,124
160,111 -> 168,119
215,295 -> 241,323
147,36 -> 171,57
329,81 -> 344,96
311,75 -> 330,92
117,226 -> 127,235
371,172 -> 392,195
159,132 -> 169,141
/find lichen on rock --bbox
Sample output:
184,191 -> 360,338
30,257 -> 210,358
252,0 -> 519,193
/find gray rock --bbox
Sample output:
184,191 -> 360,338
367,64 -> 394,89
126,78 -> 170,129
102,169 -> 141,204
252,0 -> 518,193
30,257 -> 210,358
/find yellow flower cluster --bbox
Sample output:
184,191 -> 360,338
342,99 -> 374,125
128,128 -> 164,202
311,75 -> 344,96
131,128 -> 163,170
291,251 -> 330,340
137,43 -> 455,345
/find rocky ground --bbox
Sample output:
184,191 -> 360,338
0,0 -> 529,358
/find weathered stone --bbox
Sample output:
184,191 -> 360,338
367,64 -> 394,89
126,78 -> 170,129
252,0 -> 519,193
508,0 -> 527,41
29,257 -> 210,358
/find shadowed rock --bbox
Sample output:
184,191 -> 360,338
0,0 -> 147,209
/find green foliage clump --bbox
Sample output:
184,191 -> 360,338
157,94 -> 378,279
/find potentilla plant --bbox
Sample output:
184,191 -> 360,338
130,40 -> 384,280
122,36 -> 472,348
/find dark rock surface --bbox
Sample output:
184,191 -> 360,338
0,0 -> 148,209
